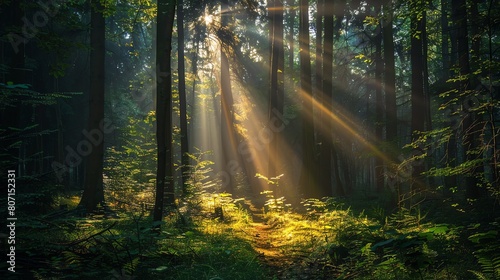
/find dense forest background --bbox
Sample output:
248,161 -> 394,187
1,0 -> 499,279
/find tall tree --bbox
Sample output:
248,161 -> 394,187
286,0 -> 296,77
177,0 -> 190,196
153,0 -> 176,222
452,0 -> 481,198
220,0 -> 239,192
312,0 -> 324,197
317,0 -> 334,197
382,0 -> 397,183
440,0 -> 458,190
79,0 -> 106,213
410,0 -> 426,190
374,4 -> 384,193
298,0 -> 315,196
268,0 -> 285,192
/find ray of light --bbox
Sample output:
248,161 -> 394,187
299,88 -> 395,166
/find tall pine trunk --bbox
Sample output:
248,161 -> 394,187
318,0 -> 334,197
312,0 -> 324,198
220,0 -> 239,193
375,5 -> 384,193
454,0 -> 483,198
382,0 -> 397,186
287,0 -> 295,78
153,0 -> 176,222
79,0 -> 106,213
177,0 -> 190,196
268,0 -> 285,196
298,0 -> 315,197
410,0 -> 426,191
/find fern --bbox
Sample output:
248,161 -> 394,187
469,225 -> 500,280
469,270 -> 491,280
122,257 -> 140,276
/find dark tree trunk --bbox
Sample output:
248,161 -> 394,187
375,6 -> 384,193
287,0 -> 296,77
452,0 -> 477,198
441,0 -> 450,81
410,0 -> 426,191
382,0 -> 398,187
298,0 -> 315,197
268,0 -> 285,195
79,0 -> 106,213
153,0 -> 176,223
332,0 -> 347,196
312,0 -> 324,198
220,0 -> 239,193
189,25 -> 201,153
177,0 -> 190,196
1,0 -> 24,172
441,0 -> 457,190
318,0 -> 334,197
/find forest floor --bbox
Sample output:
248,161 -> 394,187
11,193 -> 498,280
245,204 -> 338,279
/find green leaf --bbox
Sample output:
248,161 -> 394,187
426,224 -> 449,234
469,231 -> 498,243
371,239 -> 395,251
153,266 -> 169,271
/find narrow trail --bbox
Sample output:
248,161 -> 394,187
241,201 -> 330,280
249,215 -> 298,279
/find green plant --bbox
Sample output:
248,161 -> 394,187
468,222 -> 500,280
104,111 -> 157,210
256,173 -> 290,213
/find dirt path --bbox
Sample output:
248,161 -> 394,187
249,217 -> 296,279
241,201 -> 337,280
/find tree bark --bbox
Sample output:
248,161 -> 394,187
79,0 -> 106,213
287,0 -> 295,78
220,0 -> 239,193
318,0 -> 334,197
177,0 -> 190,196
268,0 -> 285,195
298,0 -> 315,197
460,0 -> 484,198
375,5 -> 384,192
153,0 -> 176,223
410,0 -> 426,190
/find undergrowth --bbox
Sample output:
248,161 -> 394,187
257,195 -> 499,280
7,193 -> 267,280
6,148 -> 498,280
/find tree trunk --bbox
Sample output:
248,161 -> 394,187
177,0 -> 190,196
153,0 -> 176,223
220,0 -> 239,193
311,0 -> 324,198
287,0 -> 295,78
298,0 -> 315,197
462,0 -> 484,198
375,5 -> 384,193
79,0 -> 106,213
382,0 -> 398,190
318,0 -> 334,197
410,0 -> 426,191
441,0 -> 457,190
268,0 -> 285,195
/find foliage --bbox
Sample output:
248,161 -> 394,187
13,191 -> 266,279
256,173 -> 290,213
468,221 -> 500,280
104,111 -> 157,211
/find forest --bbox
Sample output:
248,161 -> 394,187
1,0 -> 499,279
